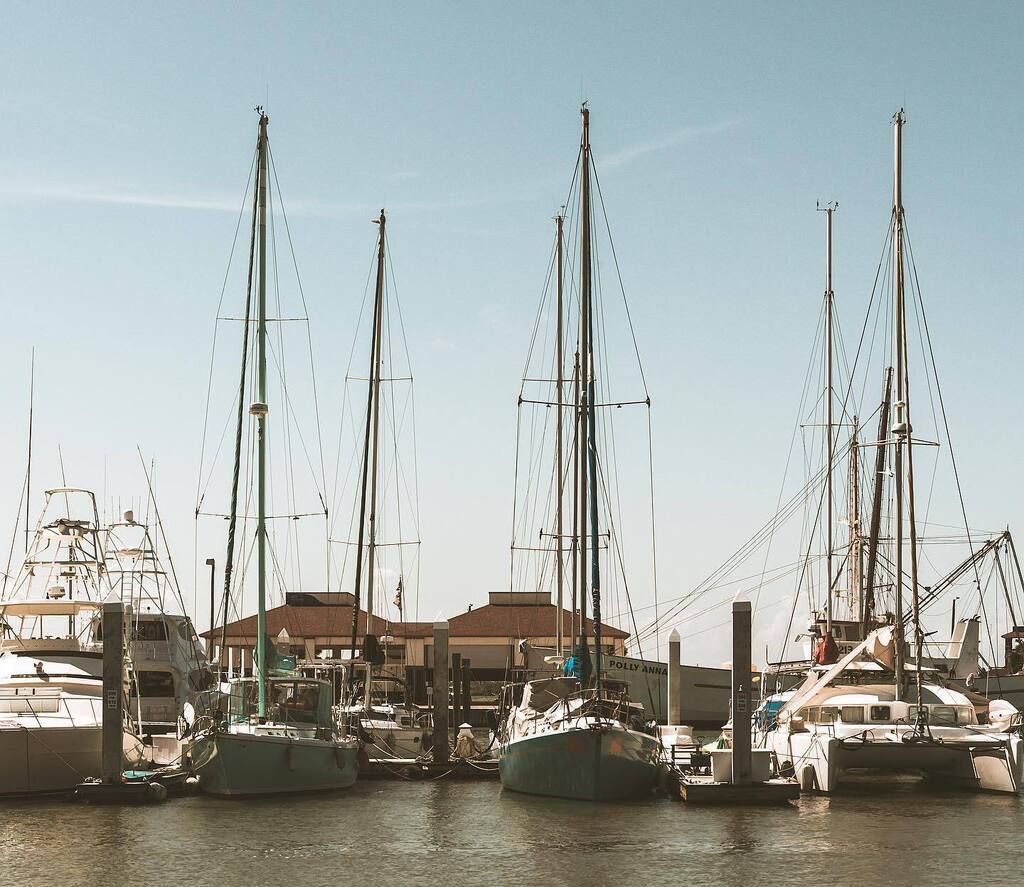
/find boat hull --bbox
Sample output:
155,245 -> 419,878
0,724 -> 101,796
499,725 -> 660,801
188,730 -> 360,797
774,730 -> 1024,794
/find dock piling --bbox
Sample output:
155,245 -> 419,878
102,597 -> 127,784
451,652 -> 462,726
432,618 -> 450,763
462,658 -> 472,723
668,628 -> 681,725
732,600 -> 752,785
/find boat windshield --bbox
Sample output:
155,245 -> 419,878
222,678 -> 333,728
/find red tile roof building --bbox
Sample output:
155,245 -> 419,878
203,590 -> 629,681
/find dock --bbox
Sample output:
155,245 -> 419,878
361,757 -> 500,781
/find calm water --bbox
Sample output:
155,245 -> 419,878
1,780 -> 1021,887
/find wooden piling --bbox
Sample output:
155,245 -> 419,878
461,658 -> 472,723
432,618 -> 450,763
102,598 -> 126,784
732,600 -> 752,785
451,652 -> 462,726
668,628 -> 681,725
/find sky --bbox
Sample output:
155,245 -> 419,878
1,3 -> 1021,668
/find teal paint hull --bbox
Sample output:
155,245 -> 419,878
499,725 -> 661,801
189,730 -> 359,798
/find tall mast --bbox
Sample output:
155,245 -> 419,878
555,213 -> 565,659
254,109 -> 270,718
348,210 -> 387,703
848,416 -> 862,616
25,347 -> 35,553
576,107 -> 591,682
580,104 -> 603,692
820,202 -> 837,633
862,368 -> 892,631
571,350 -> 581,649
890,109 -> 923,701
365,210 -> 387,658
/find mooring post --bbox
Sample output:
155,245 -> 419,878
732,600 -> 752,785
102,597 -> 127,784
432,617 -> 450,764
451,652 -> 462,727
461,657 -> 472,723
668,628 -> 682,725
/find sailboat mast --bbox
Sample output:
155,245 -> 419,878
848,416 -> 862,615
25,348 -> 34,553
555,213 -> 565,659
348,211 -> 387,696
571,350 -> 581,649
580,105 -> 603,692
892,113 -> 925,706
576,110 -> 591,682
366,211 -> 387,650
823,203 -> 836,634
862,368 -> 892,631
254,109 -> 270,718
891,109 -> 910,701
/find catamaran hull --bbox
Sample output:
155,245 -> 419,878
499,726 -> 661,801
775,732 -> 1024,794
189,731 -> 360,797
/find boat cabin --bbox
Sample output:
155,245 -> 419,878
791,701 -> 977,728
216,677 -> 335,732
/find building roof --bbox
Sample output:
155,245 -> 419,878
201,600 -> 628,641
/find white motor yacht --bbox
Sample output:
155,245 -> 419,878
0,489 -> 144,795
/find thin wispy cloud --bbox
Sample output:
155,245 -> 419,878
600,118 -> 741,170
0,182 -> 369,216
0,180 -> 541,217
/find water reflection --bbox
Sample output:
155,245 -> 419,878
1,781 -> 1022,887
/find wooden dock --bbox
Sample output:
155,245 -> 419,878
361,757 -> 500,781
678,774 -> 799,805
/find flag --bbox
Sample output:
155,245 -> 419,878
393,577 -> 403,613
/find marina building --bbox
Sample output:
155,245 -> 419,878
203,590 -> 629,703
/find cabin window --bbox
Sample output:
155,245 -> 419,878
957,705 -> 976,725
132,671 -> 175,698
840,706 -> 863,723
803,706 -> 818,723
133,620 -> 168,641
929,705 -> 957,726
818,707 -> 837,724
870,705 -> 891,721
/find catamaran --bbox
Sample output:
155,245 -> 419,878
761,111 -> 1024,794
186,109 -> 359,796
497,106 -> 661,801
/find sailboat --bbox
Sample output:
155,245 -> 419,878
0,488 -> 146,795
333,209 -> 430,762
497,106 -> 661,801
763,111 -> 1024,794
187,109 -> 359,797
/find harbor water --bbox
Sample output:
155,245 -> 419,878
2,780 -> 1021,887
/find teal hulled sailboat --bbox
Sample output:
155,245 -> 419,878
187,109 -> 359,797
497,106 -> 661,801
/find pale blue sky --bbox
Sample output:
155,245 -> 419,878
1,3 -> 1021,665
